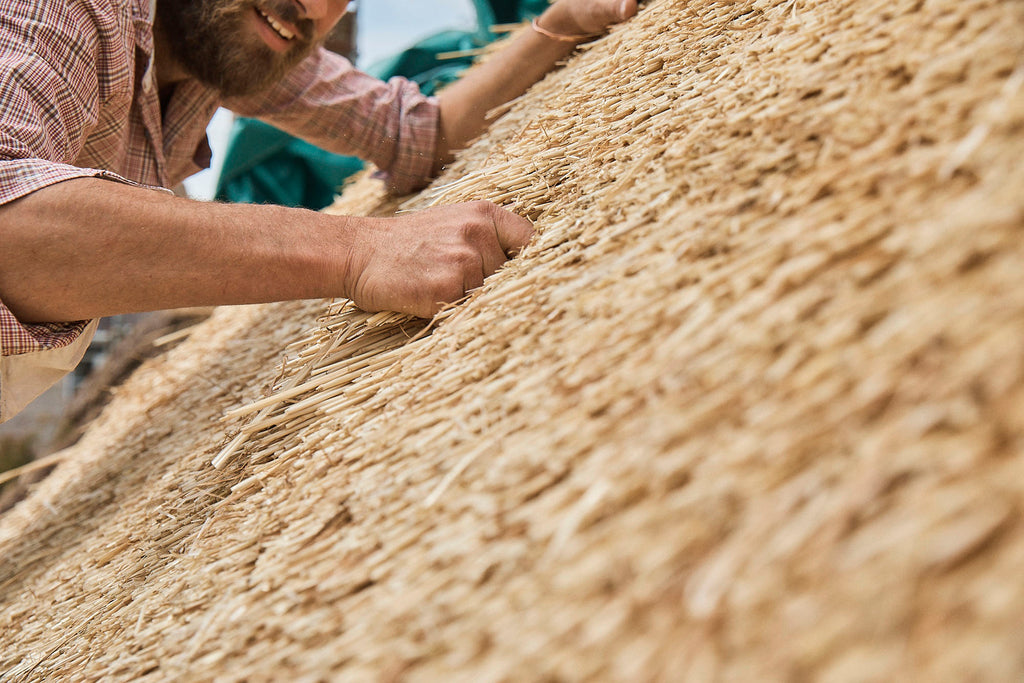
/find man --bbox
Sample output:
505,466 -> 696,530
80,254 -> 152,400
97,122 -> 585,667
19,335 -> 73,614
0,0 -> 637,421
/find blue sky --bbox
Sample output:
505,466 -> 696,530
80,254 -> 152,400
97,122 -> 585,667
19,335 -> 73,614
357,0 -> 478,66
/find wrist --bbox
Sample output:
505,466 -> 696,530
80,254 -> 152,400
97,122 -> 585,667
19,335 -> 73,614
530,17 -> 600,43
534,6 -> 588,40
533,0 -> 635,43
328,214 -> 379,305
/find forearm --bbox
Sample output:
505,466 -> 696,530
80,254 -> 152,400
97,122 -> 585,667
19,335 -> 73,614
0,178 -> 359,322
435,25 -> 577,166
434,1 -> 636,168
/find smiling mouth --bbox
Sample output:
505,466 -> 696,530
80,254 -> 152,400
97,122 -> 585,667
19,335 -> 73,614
256,7 -> 296,41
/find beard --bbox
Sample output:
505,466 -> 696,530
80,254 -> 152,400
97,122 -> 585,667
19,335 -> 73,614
155,0 -> 319,97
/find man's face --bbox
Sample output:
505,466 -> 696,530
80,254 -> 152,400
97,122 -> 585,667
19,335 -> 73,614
156,0 -> 349,97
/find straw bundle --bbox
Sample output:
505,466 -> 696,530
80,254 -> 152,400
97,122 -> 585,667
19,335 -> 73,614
2,0 -> 1023,679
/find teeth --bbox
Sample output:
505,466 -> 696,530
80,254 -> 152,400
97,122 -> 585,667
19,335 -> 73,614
257,8 -> 295,40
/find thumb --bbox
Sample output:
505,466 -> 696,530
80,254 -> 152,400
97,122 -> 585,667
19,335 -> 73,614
491,206 -> 534,257
577,0 -> 638,34
619,0 -> 638,22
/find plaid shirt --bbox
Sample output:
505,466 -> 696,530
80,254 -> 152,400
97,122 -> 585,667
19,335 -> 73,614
0,0 -> 438,359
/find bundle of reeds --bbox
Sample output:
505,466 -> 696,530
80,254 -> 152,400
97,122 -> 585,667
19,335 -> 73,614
1,0 -> 1022,679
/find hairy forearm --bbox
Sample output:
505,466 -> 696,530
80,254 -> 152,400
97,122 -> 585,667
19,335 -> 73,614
0,178 -> 358,322
435,24 -> 577,166
434,1 -> 636,167
0,178 -> 535,322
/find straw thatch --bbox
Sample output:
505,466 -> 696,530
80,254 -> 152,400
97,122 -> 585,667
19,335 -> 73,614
2,0 -> 1023,679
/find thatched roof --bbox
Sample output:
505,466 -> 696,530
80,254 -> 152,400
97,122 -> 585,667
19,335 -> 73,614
2,0 -> 1023,679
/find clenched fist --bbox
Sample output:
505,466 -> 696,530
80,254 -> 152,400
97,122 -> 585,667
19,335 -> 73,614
343,201 -> 534,318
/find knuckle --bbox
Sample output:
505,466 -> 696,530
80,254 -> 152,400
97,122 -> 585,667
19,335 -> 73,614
470,200 -> 499,223
456,221 -> 480,242
454,246 -> 481,269
431,272 -> 464,302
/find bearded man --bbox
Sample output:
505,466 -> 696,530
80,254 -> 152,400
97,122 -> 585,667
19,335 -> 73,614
0,0 -> 636,421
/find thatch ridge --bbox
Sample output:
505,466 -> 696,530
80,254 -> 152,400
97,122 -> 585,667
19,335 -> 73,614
2,0 -> 1023,679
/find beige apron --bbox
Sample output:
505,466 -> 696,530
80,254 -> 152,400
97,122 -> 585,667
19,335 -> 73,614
0,319 -> 98,423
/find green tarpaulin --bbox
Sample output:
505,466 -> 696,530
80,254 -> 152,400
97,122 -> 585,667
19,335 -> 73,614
214,0 -> 548,209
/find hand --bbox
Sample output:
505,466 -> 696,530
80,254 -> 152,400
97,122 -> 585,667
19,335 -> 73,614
537,0 -> 639,39
344,201 -> 534,318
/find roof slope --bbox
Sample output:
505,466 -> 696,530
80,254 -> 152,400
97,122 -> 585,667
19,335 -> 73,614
2,0 -> 1024,679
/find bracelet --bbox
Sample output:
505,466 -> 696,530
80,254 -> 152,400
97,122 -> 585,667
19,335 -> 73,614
530,17 -> 601,43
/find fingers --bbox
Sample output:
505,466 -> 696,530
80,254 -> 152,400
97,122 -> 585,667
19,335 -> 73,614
619,0 -> 639,21
463,261 -> 486,294
599,0 -> 637,28
430,202 -> 532,310
347,202 -> 534,319
487,203 -> 534,258
547,0 -> 638,36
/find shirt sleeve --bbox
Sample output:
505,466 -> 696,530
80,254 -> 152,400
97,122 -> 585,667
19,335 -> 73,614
0,3 -> 111,358
225,49 -> 439,195
0,306 -> 90,356
0,1 -> 143,207
0,242 -> 93,359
